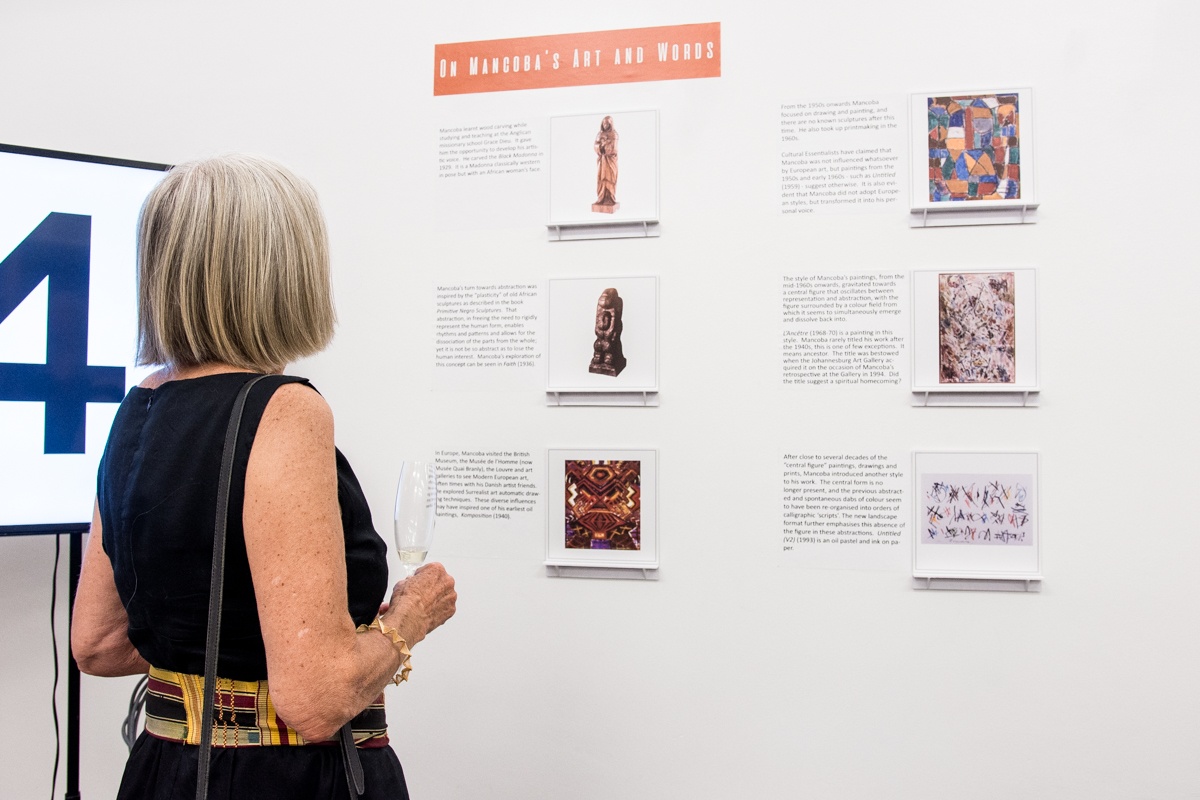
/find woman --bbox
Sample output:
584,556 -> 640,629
71,155 -> 457,799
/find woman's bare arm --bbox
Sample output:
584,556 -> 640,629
71,503 -> 151,677
244,383 -> 455,742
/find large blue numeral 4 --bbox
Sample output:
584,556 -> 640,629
0,212 -> 126,454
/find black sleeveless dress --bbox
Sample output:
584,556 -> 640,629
97,373 -> 409,800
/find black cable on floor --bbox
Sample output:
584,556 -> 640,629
51,534 -> 62,800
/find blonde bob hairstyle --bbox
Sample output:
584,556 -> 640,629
136,155 -> 335,372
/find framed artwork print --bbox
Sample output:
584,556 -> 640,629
548,110 -> 659,227
545,448 -> 658,571
909,88 -> 1036,213
912,451 -> 1041,581
546,276 -> 659,394
911,268 -> 1038,395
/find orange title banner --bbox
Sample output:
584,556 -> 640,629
433,22 -> 721,96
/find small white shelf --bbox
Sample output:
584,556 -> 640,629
547,219 -> 660,241
913,574 -> 1042,592
912,389 -> 1039,408
909,203 -> 1038,228
545,563 -> 659,580
547,390 -> 659,407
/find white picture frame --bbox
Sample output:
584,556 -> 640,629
911,268 -> 1038,395
548,110 -> 659,227
546,276 -> 659,394
546,448 -> 658,571
909,88 -> 1036,213
912,451 -> 1041,581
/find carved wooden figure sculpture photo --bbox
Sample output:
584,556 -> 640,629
588,288 -> 626,377
592,115 -> 619,213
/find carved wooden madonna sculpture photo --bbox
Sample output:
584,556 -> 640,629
592,115 -> 619,213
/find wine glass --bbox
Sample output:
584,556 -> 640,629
394,461 -> 437,576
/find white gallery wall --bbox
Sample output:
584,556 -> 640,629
2,2 -> 1198,798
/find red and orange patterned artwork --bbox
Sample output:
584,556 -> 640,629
564,460 -> 641,550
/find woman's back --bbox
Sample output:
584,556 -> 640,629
97,372 -> 388,681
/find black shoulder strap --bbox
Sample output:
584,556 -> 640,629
194,374 -> 363,800
196,374 -> 269,800
341,723 -> 366,796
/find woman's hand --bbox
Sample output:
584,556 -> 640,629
380,563 -> 457,649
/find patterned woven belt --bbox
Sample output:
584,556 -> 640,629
144,666 -> 389,748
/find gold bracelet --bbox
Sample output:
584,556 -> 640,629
357,616 -> 412,684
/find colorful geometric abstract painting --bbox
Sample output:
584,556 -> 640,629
939,272 -> 1016,384
927,93 -> 1020,202
564,460 -> 641,550
922,474 -> 1033,545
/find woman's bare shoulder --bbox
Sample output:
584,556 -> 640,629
244,382 -> 336,516
258,380 -> 334,442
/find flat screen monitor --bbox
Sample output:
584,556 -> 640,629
0,144 -> 169,535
